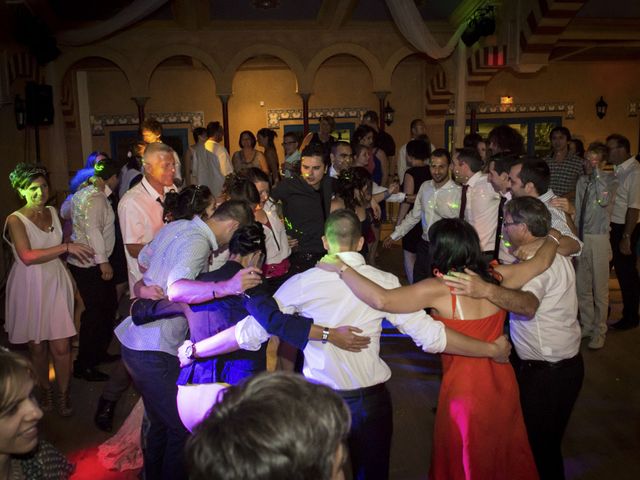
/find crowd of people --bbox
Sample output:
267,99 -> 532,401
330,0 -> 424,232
1,110 -> 639,480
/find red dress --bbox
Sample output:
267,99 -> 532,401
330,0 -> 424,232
429,307 -> 538,480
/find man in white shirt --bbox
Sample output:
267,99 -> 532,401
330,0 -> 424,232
205,121 -> 233,177
94,143 -> 179,433
452,148 -> 501,260
384,148 -> 461,283
234,209 -> 510,480
508,158 -> 582,258
329,141 -> 353,178
118,142 -> 177,296
281,131 -> 301,178
446,196 -> 583,480
606,133 -> 640,330
68,158 -> 120,381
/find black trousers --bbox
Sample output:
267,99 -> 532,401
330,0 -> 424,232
610,223 -> 640,324
516,353 -> 584,480
412,239 -> 432,284
68,264 -> 117,369
337,384 -> 393,480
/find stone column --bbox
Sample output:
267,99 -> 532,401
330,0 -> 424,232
218,94 -> 230,149
131,96 -> 149,129
453,40 -> 467,149
299,93 -> 311,136
375,91 -> 389,131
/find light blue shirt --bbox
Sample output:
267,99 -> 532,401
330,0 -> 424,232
115,216 -> 218,356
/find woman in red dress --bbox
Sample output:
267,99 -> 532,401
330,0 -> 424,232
317,218 -> 558,479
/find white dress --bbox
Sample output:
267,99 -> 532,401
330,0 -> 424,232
3,206 -> 76,343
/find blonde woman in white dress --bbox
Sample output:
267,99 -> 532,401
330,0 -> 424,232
4,163 -> 93,416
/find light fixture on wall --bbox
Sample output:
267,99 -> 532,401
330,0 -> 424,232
500,96 -> 514,106
596,96 -> 608,119
384,102 -> 395,126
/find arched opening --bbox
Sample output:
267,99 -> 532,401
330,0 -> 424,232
63,57 -> 131,170
228,55 -> 299,162
389,54 -> 441,147
309,54 -> 377,143
147,55 -> 220,161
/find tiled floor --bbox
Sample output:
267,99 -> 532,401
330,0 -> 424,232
3,245 -> 640,479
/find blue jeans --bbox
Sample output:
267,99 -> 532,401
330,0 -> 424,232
338,383 -> 393,480
121,346 -> 189,480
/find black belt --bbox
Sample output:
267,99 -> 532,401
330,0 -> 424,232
335,382 -> 387,399
521,353 -> 582,370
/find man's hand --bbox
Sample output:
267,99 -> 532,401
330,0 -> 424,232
549,197 -> 575,216
99,262 -> 114,281
287,236 -> 299,249
139,284 -> 165,300
316,254 -> 346,273
217,267 -> 263,296
512,237 -> 545,261
443,269 -> 491,299
382,236 -> 394,249
620,236 -> 632,255
328,326 -> 371,352
177,340 -> 195,368
491,335 -> 511,363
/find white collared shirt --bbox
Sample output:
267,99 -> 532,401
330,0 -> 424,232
464,172 -> 501,252
390,178 -> 461,242
234,251 -> 447,390
69,184 -> 116,267
611,156 -> 640,224
510,254 -> 581,362
538,189 -> 583,256
118,176 -> 174,296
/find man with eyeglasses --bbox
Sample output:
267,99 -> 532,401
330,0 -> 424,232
606,133 -> 640,330
282,131 -> 301,178
329,141 -> 353,178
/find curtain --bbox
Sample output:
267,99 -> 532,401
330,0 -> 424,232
385,0 -> 466,59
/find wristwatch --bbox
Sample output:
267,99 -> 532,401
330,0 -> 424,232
185,342 -> 198,360
322,327 -> 330,344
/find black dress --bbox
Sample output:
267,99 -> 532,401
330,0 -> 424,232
401,166 -> 431,254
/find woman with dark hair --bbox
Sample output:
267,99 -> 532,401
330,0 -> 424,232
4,164 -> 93,416
318,217 -> 563,479
257,128 -> 280,185
231,130 -> 268,175
353,124 -> 389,265
162,184 -> 215,224
0,348 -> 74,478
331,167 -> 374,257
243,168 -> 291,285
568,138 -> 585,158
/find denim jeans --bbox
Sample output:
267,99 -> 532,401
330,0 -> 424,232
338,384 -> 393,480
121,346 -> 189,480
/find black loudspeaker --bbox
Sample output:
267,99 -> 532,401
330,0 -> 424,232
25,82 -> 54,126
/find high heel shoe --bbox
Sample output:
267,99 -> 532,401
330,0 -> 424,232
57,391 -> 73,417
39,387 -> 54,413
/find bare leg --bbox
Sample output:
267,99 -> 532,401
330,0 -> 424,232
49,337 -> 72,394
28,341 -> 50,389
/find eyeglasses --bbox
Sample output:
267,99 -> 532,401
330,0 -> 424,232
282,141 -> 297,146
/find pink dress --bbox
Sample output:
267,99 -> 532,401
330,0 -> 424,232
3,207 -> 76,344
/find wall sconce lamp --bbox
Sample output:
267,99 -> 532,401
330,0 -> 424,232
384,102 -> 395,126
596,96 -> 608,119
